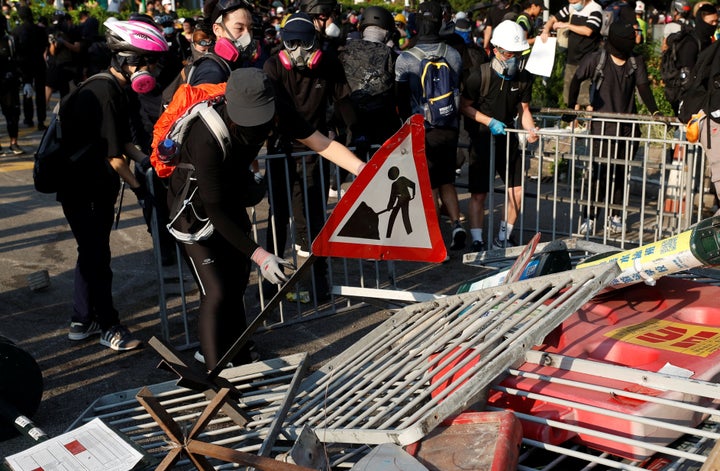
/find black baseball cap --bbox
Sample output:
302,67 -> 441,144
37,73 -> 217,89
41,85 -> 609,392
225,68 -> 275,126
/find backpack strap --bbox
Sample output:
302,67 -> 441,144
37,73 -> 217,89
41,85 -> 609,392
185,53 -> 232,84
480,62 -> 491,99
592,48 -> 607,91
406,46 -> 426,62
198,106 -> 231,159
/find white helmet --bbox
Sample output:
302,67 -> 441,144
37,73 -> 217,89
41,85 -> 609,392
635,0 -> 645,13
491,20 -> 529,52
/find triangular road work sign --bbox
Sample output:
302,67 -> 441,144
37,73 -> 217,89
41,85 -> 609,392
312,114 -> 447,263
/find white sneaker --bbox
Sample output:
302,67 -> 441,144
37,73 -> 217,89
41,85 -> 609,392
607,215 -> 623,234
328,187 -> 345,199
579,218 -> 595,235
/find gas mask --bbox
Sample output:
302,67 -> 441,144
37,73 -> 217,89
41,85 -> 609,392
279,39 -> 322,70
130,69 -> 156,94
491,52 -> 518,79
115,55 -> 157,94
215,20 -> 259,62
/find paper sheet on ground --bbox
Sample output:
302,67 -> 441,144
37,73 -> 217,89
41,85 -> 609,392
4,417 -> 144,471
525,37 -> 557,77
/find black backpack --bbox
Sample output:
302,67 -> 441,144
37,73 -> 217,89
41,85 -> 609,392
0,33 -> 16,79
340,39 -> 396,112
678,39 -> 720,147
661,26 -> 701,114
33,72 -> 118,194
590,48 -> 637,102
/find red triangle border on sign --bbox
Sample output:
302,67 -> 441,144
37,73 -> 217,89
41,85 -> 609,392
312,114 -> 448,263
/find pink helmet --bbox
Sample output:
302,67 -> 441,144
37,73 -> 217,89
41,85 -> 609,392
104,19 -> 168,55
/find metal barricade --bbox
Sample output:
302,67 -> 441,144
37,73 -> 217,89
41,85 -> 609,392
147,111 -> 714,346
486,111 -> 710,249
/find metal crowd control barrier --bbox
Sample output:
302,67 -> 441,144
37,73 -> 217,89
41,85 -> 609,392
282,264 -> 619,445
499,110 -> 710,250
67,353 -> 310,470
146,111 -> 713,348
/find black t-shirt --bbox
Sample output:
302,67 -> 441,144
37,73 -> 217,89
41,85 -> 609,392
263,51 -> 351,142
462,65 -> 533,135
168,103 -> 259,256
575,49 -> 650,134
58,73 -> 128,201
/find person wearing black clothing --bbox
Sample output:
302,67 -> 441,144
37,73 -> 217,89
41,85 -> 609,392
674,4 -> 718,89
46,12 -> 82,99
167,68 -> 293,370
0,14 -> 24,155
264,12 -> 364,301
461,20 -> 538,252
567,22 -> 658,236
12,6 -> 47,131
60,20 -> 169,351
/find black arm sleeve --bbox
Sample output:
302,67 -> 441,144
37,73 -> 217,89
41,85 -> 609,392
636,82 -> 658,115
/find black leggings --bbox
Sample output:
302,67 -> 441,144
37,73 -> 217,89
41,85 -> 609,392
182,234 -> 252,369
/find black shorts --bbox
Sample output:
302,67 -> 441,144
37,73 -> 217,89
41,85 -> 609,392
468,131 -> 522,194
425,127 -> 459,189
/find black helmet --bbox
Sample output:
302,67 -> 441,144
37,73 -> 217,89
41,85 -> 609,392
299,0 -> 336,16
360,6 -> 394,31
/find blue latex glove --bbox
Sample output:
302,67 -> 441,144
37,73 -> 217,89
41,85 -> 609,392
488,118 -> 507,136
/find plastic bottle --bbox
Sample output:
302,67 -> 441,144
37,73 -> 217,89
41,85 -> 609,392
157,138 -> 177,164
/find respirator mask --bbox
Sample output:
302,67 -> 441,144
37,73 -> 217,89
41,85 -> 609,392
214,17 -> 259,62
491,48 -> 519,79
279,39 -> 322,70
116,55 -> 157,94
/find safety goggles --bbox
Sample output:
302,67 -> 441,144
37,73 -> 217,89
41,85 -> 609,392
194,39 -> 213,46
126,55 -> 157,66
495,47 -> 516,58
283,39 -> 315,51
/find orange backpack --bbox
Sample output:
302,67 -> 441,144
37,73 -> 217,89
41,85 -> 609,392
150,82 -> 230,178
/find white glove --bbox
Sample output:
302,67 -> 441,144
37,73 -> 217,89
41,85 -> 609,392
23,83 -> 33,97
251,247 -> 295,285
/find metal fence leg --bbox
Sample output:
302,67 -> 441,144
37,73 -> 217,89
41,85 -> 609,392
145,167 -> 194,350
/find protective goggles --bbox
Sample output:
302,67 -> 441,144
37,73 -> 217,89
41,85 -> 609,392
495,47 -> 516,58
126,55 -> 157,66
194,39 -> 213,46
283,39 -> 315,51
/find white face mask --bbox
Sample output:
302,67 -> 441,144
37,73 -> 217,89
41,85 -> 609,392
325,21 -> 341,38
570,1 -> 583,11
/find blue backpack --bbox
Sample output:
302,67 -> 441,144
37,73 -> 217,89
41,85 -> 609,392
408,43 -> 459,127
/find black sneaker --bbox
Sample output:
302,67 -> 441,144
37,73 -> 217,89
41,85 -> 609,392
68,320 -> 101,340
470,240 -> 486,252
450,223 -> 466,250
100,325 -> 142,351
9,143 -> 24,155
492,236 -> 517,249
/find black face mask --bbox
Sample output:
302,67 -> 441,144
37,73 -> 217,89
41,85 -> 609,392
232,120 -> 273,147
695,19 -> 716,44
